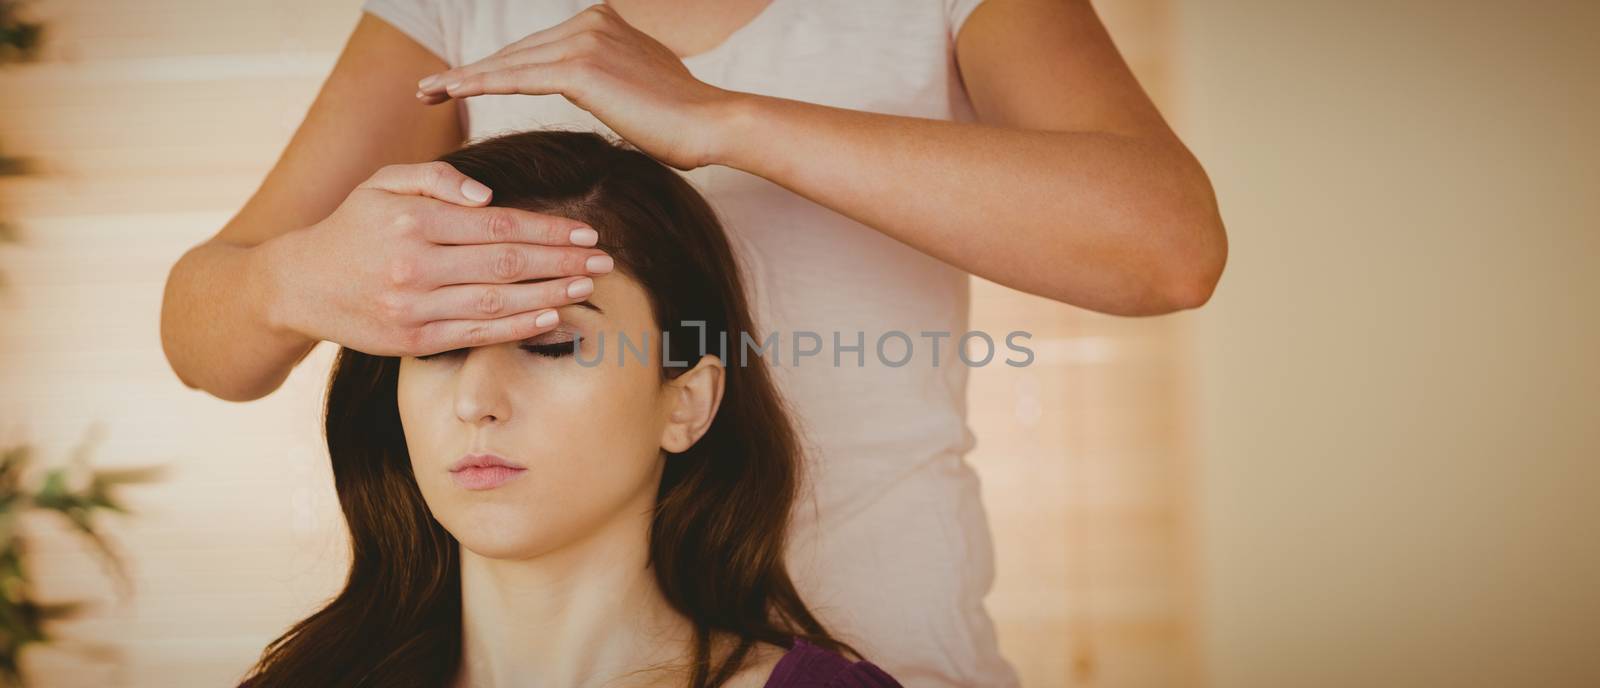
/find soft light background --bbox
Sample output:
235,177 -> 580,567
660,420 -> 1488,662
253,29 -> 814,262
0,0 -> 1594,687
1180,0 -> 1600,686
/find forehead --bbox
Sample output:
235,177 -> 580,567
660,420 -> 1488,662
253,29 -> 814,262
555,270 -> 652,327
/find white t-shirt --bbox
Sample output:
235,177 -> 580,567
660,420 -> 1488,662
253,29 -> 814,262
358,2 -> 1015,686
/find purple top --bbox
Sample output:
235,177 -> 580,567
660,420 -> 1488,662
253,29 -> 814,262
763,637 -> 902,688
238,637 -> 901,688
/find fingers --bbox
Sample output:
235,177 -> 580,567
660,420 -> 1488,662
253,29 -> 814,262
416,4 -> 613,96
424,203 -> 600,248
422,32 -> 595,94
420,243 -> 615,287
362,161 -> 494,207
413,308 -> 565,355
442,60 -> 576,99
408,276 -> 596,322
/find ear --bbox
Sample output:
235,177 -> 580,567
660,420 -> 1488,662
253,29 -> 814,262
659,354 -> 725,454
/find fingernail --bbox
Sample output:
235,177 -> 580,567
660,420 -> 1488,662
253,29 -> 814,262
444,80 -> 463,92
415,89 -> 426,99
567,277 -> 594,298
535,310 -> 559,328
585,255 -> 614,273
418,75 -> 439,90
461,179 -> 491,202
569,227 -> 598,246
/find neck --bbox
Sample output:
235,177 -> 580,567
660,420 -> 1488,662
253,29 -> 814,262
451,493 -> 695,688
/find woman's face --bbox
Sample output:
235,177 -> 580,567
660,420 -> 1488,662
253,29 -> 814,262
396,270 -> 721,560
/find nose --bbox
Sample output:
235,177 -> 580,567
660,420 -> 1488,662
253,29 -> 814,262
452,347 -> 512,426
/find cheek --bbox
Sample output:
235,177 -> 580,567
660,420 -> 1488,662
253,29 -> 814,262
397,357 -> 671,560
395,360 -> 442,463
493,363 -> 667,539
533,360 -> 665,465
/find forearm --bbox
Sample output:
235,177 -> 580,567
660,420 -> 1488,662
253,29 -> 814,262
712,92 -> 1226,315
160,234 -> 315,402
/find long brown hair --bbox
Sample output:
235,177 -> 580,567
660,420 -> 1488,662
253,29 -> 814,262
241,130 -> 859,687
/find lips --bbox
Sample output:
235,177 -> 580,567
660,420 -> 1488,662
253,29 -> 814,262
449,452 -> 527,491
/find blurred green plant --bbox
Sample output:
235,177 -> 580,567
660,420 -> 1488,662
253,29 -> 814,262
0,432 -> 165,687
1,0 -> 44,276
0,0 -> 41,64
2,5 -> 170,686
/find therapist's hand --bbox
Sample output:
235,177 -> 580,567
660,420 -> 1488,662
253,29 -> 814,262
413,3 -> 737,171
265,161 -> 614,358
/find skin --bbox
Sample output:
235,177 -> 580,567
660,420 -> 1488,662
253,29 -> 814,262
159,0 -> 1227,403
397,269 -> 780,687
421,0 -> 1228,313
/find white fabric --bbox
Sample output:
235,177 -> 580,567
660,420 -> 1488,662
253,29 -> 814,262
359,1 -> 1013,686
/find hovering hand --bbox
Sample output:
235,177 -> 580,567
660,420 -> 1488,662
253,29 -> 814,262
415,3 -> 739,171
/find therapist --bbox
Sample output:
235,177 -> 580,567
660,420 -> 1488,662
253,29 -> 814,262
160,1 -> 1227,686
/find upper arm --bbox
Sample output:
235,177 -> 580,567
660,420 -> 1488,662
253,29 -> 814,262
952,0 -> 1175,138
212,12 -> 465,248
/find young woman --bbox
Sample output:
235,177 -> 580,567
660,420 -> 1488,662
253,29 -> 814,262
238,130 -> 900,688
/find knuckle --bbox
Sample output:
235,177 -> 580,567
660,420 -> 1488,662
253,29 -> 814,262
464,321 -> 494,347
575,30 -> 603,50
423,160 -> 453,188
377,291 -> 413,322
581,10 -> 613,31
387,256 -> 420,287
476,286 -> 506,315
391,209 -> 421,235
485,208 -> 516,242
493,245 -> 524,279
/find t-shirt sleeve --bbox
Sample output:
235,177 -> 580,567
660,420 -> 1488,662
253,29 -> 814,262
945,0 -> 987,43
360,0 -> 451,65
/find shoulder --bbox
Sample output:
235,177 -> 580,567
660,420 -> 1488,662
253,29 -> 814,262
753,637 -> 904,688
719,639 -> 789,688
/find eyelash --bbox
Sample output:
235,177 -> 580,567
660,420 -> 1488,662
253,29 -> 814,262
416,341 -> 576,362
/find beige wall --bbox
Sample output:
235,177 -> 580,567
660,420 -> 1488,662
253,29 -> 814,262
1176,0 -> 1600,686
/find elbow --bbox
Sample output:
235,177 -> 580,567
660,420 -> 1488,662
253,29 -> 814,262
1145,200 -> 1228,314
1164,272 -> 1218,311
1036,217 -> 1226,317
1036,156 -> 1228,316
1156,170 -> 1228,312
1163,228 -> 1226,310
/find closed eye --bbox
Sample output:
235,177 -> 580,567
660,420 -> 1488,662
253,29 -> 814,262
522,341 -> 575,358
416,341 -> 577,361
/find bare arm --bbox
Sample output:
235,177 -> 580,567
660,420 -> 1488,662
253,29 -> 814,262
161,14 -> 464,401
710,0 -> 1227,315
409,1 -> 1223,315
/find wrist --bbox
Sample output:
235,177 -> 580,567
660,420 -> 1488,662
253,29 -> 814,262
249,228 -> 312,349
705,90 -> 767,170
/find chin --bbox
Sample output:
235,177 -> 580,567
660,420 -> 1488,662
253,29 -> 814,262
441,502 -> 586,562
441,512 -> 540,558
455,535 -> 546,562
